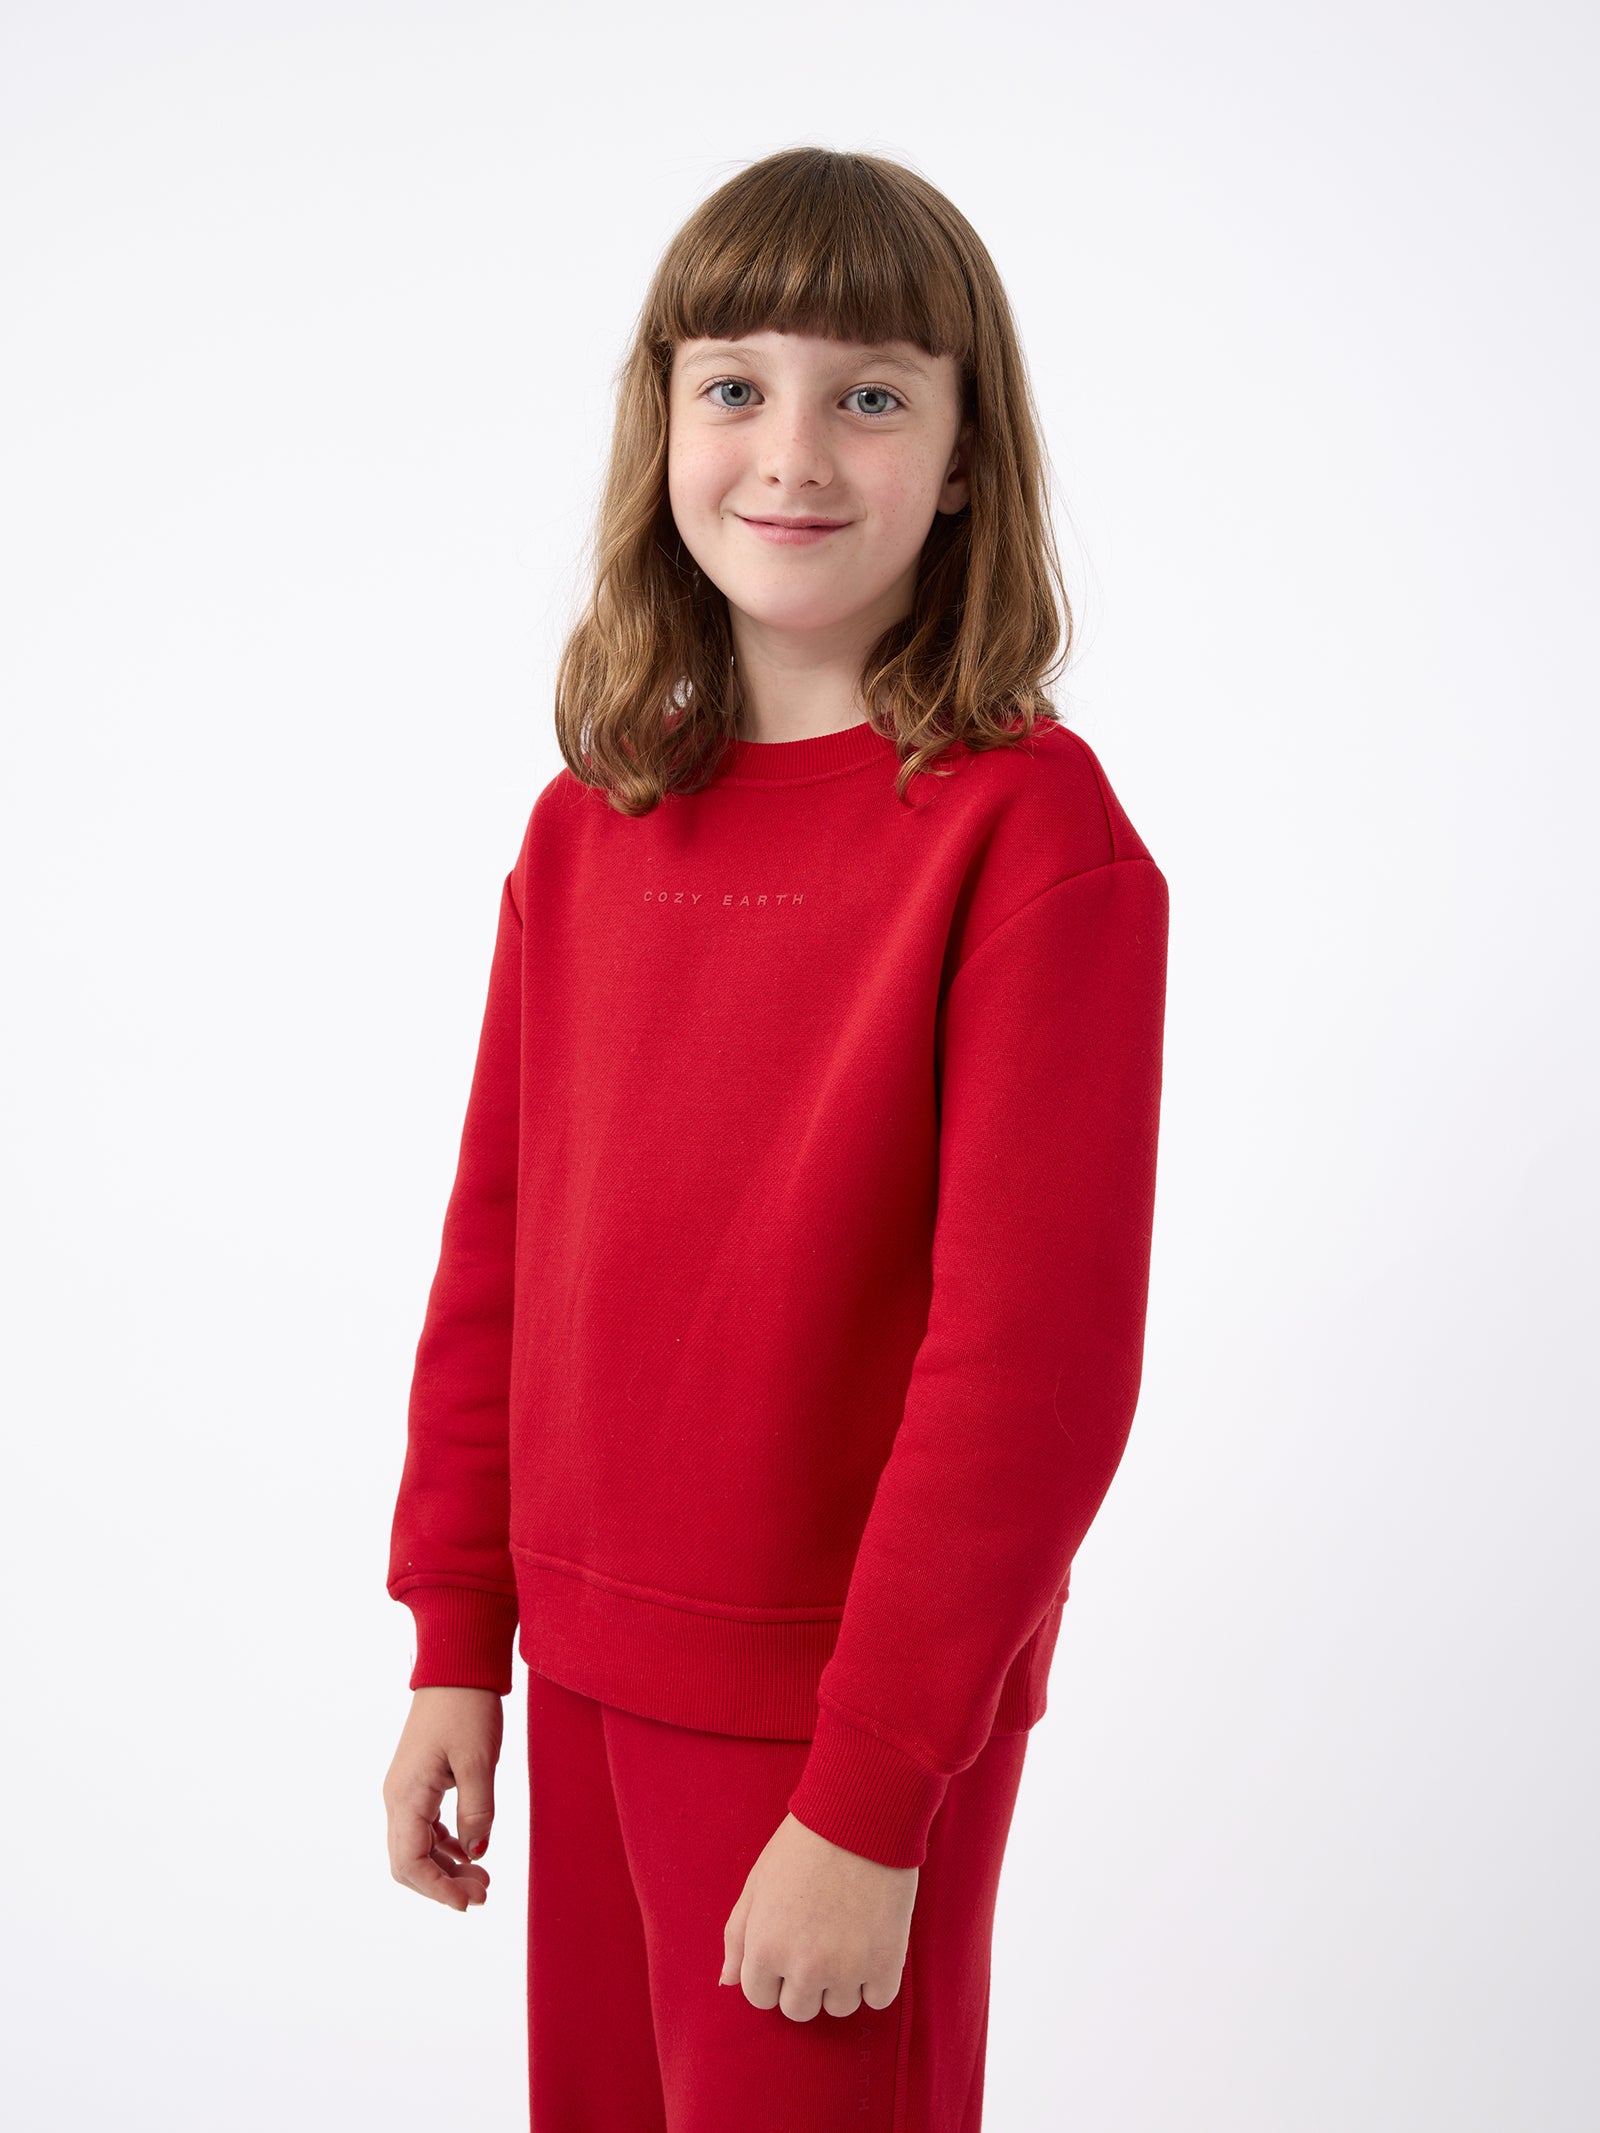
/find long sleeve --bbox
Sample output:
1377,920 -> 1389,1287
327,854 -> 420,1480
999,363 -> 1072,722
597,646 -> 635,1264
786,854 -> 1170,1866
386,869 -> 524,1694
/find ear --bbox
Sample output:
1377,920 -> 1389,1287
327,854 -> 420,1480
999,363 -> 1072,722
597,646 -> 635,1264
936,421 -> 974,516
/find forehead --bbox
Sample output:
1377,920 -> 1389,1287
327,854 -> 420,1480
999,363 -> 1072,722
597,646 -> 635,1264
673,330 -> 941,379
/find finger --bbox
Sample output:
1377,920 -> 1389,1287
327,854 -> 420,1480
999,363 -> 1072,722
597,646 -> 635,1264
777,1973 -> 824,2023
431,1815 -> 470,1866
821,1982 -> 865,2017
394,1810 -> 481,1906
428,1843 -> 492,1902
452,1747 -> 497,1862
429,1821 -> 492,1896
384,1764 -> 442,1883
387,1780 -> 488,1910
743,1966 -> 782,2011
738,1947 -> 783,2011
862,1963 -> 905,2010
720,1891 -> 750,1987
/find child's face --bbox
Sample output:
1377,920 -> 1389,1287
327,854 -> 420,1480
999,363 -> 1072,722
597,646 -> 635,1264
667,328 -> 971,646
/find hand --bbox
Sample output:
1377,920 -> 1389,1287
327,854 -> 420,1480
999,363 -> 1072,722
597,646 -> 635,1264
719,1811 -> 918,2021
383,1685 -> 504,1911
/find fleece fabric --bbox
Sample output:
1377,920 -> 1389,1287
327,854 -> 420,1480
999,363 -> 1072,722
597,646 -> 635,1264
387,714 -> 1169,1868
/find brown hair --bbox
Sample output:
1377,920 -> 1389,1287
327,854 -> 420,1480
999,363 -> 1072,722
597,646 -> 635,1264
553,146 -> 1072,813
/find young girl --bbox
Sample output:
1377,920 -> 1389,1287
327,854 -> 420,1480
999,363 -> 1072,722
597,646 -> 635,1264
382,145 -> 1169,2130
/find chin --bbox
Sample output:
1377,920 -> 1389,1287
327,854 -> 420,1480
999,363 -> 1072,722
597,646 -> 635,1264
727,585 -> 867,635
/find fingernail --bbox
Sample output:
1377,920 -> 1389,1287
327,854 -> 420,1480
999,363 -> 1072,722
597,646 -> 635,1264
469,1837 -> 488,1858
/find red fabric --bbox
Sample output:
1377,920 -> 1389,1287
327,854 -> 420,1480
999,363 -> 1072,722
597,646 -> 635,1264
523,1665 -> 1029,2131
388,716 -> 1169,1867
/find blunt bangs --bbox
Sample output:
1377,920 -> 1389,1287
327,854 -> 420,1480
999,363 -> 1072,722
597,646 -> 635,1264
647,154 -> 976,374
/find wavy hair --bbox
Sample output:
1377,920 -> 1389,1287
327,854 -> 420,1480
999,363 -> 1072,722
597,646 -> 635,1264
553,146 -> 1072,813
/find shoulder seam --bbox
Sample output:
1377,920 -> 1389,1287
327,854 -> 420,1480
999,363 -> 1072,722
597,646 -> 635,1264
1056,726 -> 1122,859
508,780 -> 562,924
949,855 -> 1160,991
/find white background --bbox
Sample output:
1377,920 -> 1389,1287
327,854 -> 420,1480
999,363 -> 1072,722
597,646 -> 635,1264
3,3 -> 1595,2128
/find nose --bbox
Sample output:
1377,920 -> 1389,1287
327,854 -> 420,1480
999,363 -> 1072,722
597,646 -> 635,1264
756,402 -> 833,492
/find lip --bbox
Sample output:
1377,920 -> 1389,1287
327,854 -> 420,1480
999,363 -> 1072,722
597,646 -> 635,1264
735,514 -> 853,546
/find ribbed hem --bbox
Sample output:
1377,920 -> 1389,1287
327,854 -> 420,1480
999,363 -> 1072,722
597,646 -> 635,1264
787,1704 -> 954,1867
789,1596 -> 1067,1866
788,1590 -> 1065,1865
514,1549 -> 840,1734
398,1583 -> 519,1695
511,1548 -> 1067,1766
712,718 -> 900,785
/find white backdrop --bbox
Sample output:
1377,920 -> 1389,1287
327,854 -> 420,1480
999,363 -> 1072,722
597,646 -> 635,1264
3,4 -> 1595,2128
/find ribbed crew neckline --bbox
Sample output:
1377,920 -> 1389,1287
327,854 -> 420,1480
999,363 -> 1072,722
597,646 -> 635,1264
714,718 -> 899,785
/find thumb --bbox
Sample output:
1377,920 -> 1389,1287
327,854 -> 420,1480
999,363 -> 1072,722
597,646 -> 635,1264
452,1754 -> 496,1861
720,1889 -> 750,1987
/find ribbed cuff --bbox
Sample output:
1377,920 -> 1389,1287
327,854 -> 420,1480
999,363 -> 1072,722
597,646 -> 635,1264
786,1703 -> 952,1869
400,1584 -> 519,1695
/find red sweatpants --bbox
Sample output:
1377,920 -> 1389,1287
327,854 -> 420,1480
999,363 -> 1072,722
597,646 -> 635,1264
524,1665 -> 1030,2132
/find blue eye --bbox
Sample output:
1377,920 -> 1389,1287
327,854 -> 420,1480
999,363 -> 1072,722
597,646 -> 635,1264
700,378 -> 905,417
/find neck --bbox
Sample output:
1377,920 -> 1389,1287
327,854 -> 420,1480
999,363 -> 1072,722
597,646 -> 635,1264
728,584 -> 911,743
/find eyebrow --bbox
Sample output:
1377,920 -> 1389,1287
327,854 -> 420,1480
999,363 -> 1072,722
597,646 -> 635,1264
677,342 -> 933,380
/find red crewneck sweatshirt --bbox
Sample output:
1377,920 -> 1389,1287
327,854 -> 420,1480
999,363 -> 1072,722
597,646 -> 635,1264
387,715 -> 1169,1868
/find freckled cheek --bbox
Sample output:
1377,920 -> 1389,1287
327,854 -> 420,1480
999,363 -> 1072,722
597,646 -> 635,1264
860,446 -> 939,518
861,481 -> 930,554
669,439 -> 741,527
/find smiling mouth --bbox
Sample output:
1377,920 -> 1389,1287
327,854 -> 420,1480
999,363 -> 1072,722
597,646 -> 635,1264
735,514 -> 853,543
